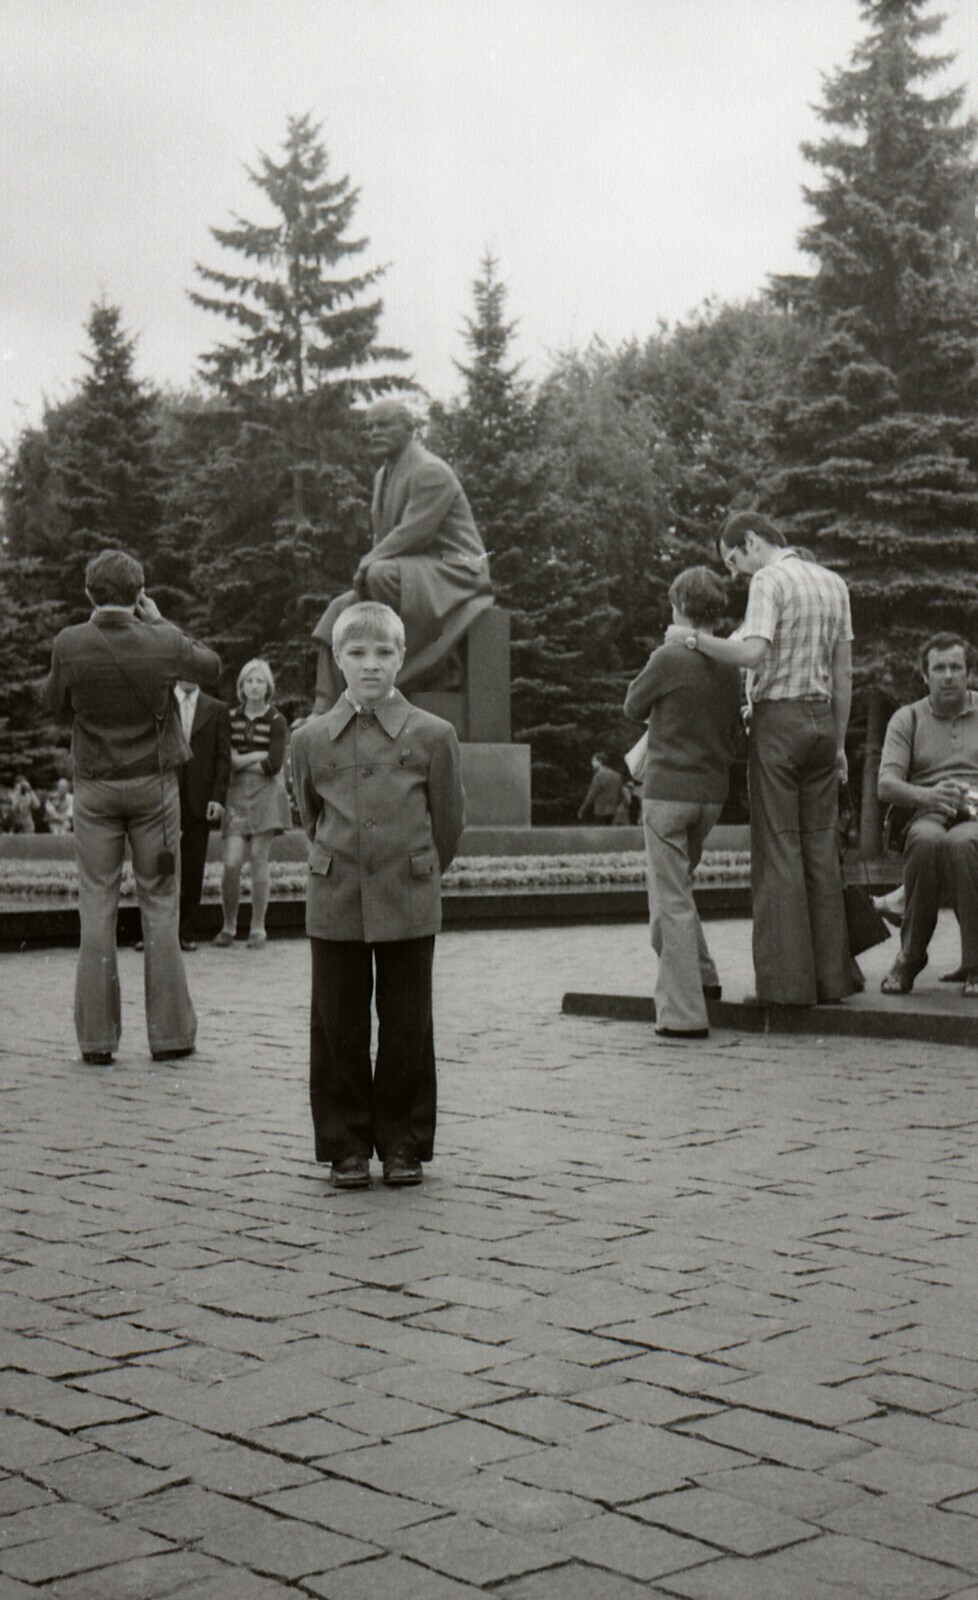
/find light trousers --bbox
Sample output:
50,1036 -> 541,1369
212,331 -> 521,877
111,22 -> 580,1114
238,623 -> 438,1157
73,773 -> 197,1056
643,798 -> 722,1032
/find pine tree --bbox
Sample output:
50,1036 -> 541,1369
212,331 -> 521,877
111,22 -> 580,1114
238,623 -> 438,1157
187,113 -> 412,702
768,0 -> 978,847
54,303 -> 163,610
0,304 -> 163,779
429,257 -> 626,819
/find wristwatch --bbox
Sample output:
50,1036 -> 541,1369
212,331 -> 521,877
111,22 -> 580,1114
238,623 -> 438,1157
685,631 -> 698,651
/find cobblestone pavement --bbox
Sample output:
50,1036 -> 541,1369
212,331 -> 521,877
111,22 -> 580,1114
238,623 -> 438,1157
2,923 -> 978,1598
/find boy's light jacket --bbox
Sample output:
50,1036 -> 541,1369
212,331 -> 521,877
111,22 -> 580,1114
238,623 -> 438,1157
291,689 -> 464,943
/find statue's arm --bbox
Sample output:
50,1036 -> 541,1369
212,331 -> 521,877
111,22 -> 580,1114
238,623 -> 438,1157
361,465 -> 457,565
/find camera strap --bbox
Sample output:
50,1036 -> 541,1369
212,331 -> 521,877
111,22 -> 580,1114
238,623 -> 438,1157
89,620 -> 176,870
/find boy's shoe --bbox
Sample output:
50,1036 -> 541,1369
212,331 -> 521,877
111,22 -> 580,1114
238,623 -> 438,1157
152,1047 -> 195,1063
382,1151 -> 423,1187
655,1026 -> 709,1040
82,1051 -> 113,1065
331,1155 -> 370,1189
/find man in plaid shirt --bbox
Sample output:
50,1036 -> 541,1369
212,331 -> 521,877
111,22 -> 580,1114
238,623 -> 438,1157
666,512 -> 853,1005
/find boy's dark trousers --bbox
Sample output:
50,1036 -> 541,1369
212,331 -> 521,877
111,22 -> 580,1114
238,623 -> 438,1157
310,936 -> 436,1164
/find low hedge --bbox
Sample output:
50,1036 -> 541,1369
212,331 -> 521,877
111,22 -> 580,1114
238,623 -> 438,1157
0,850 -> 751,901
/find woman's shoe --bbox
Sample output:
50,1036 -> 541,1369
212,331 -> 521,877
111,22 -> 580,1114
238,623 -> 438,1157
247,930 -> 267,949
212,930 -> 235,948
880,959 -> 921,995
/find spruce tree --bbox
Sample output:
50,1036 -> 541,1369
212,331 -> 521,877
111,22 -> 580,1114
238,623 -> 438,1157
430,256 -> 625,819
0,304 -> 162,778
768,0 -> 978,847
188,115 -> 411,703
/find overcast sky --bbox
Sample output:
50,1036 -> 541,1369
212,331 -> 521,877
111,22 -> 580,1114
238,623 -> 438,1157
3,0 -> 977,446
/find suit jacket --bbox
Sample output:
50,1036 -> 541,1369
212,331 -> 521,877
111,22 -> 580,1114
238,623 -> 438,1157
362,440 -> 493,686
178,692 -> 232,821
291,689 -> 464,943
44,611 -> 220,781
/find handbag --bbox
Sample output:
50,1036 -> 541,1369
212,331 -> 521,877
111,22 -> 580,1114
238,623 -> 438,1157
839,780 -> 891,956
843,882 -> 891,956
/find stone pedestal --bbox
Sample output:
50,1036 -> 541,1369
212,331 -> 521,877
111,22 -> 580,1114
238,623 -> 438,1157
460,744 -> 532,827
406,606 -> 530,826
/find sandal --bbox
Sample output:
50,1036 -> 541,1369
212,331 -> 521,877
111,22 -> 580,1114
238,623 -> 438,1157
963,972 -> 978,998
880,961 -> 921,995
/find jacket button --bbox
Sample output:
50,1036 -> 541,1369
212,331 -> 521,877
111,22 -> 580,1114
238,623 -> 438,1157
364,819 -> 375,828
362,767 -> 372,777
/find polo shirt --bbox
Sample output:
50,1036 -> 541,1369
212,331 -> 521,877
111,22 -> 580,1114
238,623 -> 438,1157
879,693 -> 978,800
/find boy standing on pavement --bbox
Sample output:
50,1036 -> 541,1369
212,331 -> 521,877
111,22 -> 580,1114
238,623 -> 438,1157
290,602 -> 465,1191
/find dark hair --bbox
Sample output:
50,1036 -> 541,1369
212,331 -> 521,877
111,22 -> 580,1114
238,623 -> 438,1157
85,549 -> 145,607
668,565 -> 728,627
919,632 -> 971,674
593,751 -> 610,765
717,510 -> 786,556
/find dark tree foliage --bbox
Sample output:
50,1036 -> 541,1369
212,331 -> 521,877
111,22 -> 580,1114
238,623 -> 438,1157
429,259 -> 648,819
766,0 -> 978,846
615,298 -> 803,556
52,303 -> 164,609
0,304 -> 163,780
187,114 -> 413,706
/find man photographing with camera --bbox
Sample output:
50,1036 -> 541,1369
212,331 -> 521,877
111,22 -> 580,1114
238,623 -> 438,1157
44,549 -> 220,1065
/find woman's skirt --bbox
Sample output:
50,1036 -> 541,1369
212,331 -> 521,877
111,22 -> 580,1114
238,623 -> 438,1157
222,768 -> 292,838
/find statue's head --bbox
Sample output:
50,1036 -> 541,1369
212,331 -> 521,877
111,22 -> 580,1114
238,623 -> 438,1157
363,400 -> 415,464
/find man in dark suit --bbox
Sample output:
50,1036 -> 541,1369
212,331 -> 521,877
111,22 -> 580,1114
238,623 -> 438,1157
173,681 -> 231,950
44,548 -> 220,1065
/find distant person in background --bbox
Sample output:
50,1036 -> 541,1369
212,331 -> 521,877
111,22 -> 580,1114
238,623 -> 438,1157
214,659 -> 291,950
9,775 -> 39,833
577,753 -> 625,825
44,778 -> 74,834
626,566 -> 743,1038
173,680 -> 231,951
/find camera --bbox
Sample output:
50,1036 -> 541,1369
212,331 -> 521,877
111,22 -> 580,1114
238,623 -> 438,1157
157,849 -> 176,877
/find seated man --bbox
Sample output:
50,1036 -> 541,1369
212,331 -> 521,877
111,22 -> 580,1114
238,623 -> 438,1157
878,632 -> 978,997
311,400 -> 492,711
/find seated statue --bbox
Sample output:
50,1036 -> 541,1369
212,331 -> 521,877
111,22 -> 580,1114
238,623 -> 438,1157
312,400 -> 493,712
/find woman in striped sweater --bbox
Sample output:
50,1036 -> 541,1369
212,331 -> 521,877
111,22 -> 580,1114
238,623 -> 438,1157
214,659 -> 291,949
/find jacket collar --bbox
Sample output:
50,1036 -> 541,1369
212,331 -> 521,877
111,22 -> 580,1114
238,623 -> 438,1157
323,687 -> 411,741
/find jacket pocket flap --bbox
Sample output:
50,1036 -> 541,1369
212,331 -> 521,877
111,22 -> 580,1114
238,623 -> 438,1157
409,848 -> 438,877
309,843 -> 333,876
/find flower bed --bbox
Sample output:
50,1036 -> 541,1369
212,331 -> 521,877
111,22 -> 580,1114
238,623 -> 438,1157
0,850 -> 751,901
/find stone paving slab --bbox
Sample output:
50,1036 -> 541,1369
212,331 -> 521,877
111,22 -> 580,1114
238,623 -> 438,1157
2,923 -> 978,1596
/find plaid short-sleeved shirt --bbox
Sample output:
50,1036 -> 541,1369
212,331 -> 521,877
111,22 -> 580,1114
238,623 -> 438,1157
742,551 -> 853,703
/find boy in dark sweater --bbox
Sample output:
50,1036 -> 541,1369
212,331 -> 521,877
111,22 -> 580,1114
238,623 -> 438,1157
625,566 -> 742,1038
